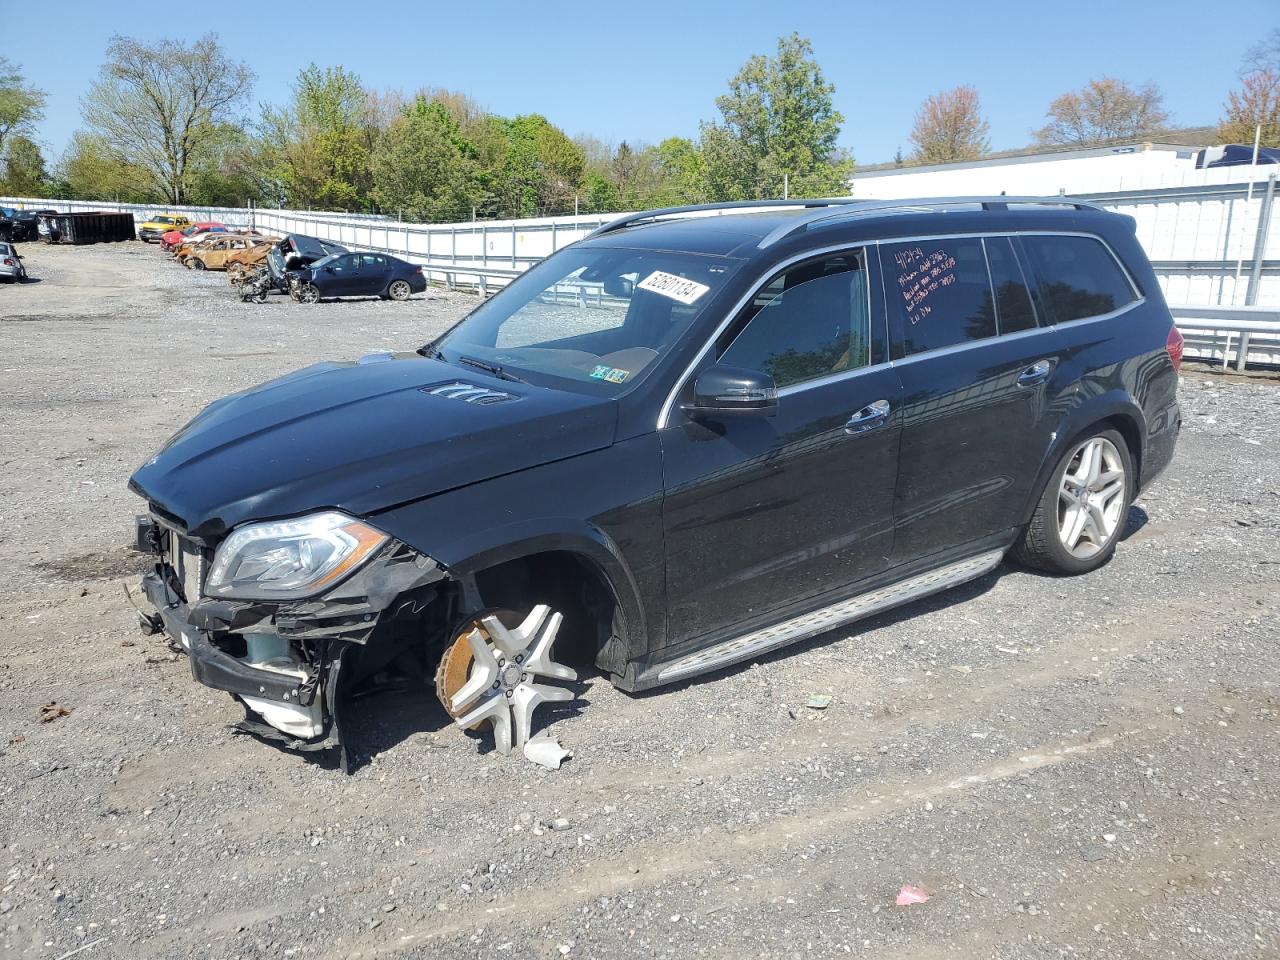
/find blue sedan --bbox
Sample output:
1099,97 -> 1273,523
288,252 -> 427,303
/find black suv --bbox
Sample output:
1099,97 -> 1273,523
130,197 -> 1182,767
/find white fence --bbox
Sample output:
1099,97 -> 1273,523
4,175 -> 1279,365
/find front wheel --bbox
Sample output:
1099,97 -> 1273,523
192,259 -> 206,271
1014,428 -> 1132,575
295,282 -> 320,304
388,279 -> 412,301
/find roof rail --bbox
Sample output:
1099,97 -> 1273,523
756,195 -> 1108,248
584,198 -> 864,240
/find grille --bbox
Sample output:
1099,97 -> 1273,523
165,531 -> 205,605
422,381 -> 516,405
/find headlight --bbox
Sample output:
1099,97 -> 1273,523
205,511 -> 389,601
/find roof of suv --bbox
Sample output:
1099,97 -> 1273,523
580,196 -> 1116,258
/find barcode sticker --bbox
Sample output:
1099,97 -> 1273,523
636,270 -> 710,305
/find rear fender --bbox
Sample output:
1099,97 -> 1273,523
1019,391 -> 1147,527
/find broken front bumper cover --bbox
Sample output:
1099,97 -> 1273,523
135,515 -> 448,770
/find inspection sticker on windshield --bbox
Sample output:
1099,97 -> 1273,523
636,270 -> 710,305
590,365 -> 630,384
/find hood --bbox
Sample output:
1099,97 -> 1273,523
130,354 -> 618,541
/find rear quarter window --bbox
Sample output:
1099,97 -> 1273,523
1019,235 -> 1138,324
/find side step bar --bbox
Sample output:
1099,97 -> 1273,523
656,549 -> 1006,683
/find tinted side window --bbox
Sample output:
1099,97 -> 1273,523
883,238 -> 995,356
719,251 -> 870,389
1020,235 -> 1137,323
985,237 -> 1038,333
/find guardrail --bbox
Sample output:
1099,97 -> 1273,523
1171,304 -> 1280,371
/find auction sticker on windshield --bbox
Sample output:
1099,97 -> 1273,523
636,270 -> 711,305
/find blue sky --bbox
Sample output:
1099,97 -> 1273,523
5,0 -> 1273,164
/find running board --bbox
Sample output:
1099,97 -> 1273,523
656,549 -> 1005,683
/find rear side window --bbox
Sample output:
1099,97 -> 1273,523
984,237 -> 1038,333
1020,235 -> 1138,323
719,250 -> 871,389
883,238 -> 995,356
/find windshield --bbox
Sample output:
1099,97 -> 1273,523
431,248 -> 738,393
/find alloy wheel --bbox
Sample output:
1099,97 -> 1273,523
1057,436 -> 1126,559
437,606 -> 576,753
297,283 -> 320,304
389,280 -> 411,301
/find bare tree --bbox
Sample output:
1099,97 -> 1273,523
82,34 -> 253,203
1243,27 -> 1280,76
908,86 -> 990,163
1218,68 -> 1280,148
1034,77 -> 1170,147
0,57 -> 46,157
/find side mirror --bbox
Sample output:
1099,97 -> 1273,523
324,265 -> 335,272
684,364 -> 777,418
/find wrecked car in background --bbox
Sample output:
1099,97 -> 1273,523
160,221 -> 226,252
130,197 -> 1181,770
184,234 -> 269,271
138,213 -> 192,242
287,251 -> 426,302
262,234 -> 348,296
225,240 -> 277,283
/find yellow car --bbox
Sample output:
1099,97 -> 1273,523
138,213 -> 192,243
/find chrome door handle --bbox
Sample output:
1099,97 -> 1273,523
845,399 -> 891,434
1017,359 -> 1054,386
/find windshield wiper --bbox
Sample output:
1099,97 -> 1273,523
456,354 -> 526,383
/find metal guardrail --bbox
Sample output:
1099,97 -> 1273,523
1171,305 -> 1280,371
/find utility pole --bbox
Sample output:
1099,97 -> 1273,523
783,173 -> 789,200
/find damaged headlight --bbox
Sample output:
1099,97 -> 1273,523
205,511 -> 388,600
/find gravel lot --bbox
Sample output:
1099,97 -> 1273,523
1,241 -> 1278,960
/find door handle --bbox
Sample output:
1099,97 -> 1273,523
1017,359 -> 1054,386
845,399 -> 891,434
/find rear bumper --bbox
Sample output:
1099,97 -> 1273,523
1139,398 -> 1181,492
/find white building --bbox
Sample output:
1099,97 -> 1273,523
850,142 -> 1267,198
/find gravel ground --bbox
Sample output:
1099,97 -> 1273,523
1,242 -> 1278,960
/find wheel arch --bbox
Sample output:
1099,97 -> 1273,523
445,524 -> 648,679
1019,394 -> 1147,527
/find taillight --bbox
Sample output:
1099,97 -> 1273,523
2,258 -> 13,267
1166,324 -> 1184,371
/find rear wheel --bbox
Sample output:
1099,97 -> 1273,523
388,279 -> 412,301
1014,428 -> 1132,574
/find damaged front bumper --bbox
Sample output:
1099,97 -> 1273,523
134,514 -> 450,769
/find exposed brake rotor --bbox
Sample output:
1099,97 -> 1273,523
434,606 -> 577,754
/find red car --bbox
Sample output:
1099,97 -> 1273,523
160,222 -> 225,252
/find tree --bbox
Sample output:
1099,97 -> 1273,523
1243,27 -> 1280,76
0,135 -> 47,195
908,85 -> 989,163
257,65 -> 377,210
700,34 -> 853,200
1033,77 -> 1170,147
1218,68 -> 1280,148
81,34 -> 253,203
58,132 -> 156,202
651,137 -> 706,205
371,96 -> 481,221
0,58 -> 46,157
494,114 -> 585,217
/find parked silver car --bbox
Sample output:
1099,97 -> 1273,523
0,242 -> 27,283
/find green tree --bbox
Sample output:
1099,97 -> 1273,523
258,64 -> 376,209
58,132 -> 156,202
0,58 -> 46,157
0,135 -> 47,195
701,34 -> 853,200
371,96 -> 481,221
81,34 -> 253,203
495,114 -> 585,217
652,137 -> 707,205
580,169 -> 622,213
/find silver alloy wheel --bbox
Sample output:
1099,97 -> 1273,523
388,279 -> 411,301
1057,436 -> 1126,559
297,283 -> 320,304
448,605 -> 577,754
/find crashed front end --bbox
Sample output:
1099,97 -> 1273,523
132,509 -> 451,770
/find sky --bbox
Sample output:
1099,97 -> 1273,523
4,0 -> 1274,165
